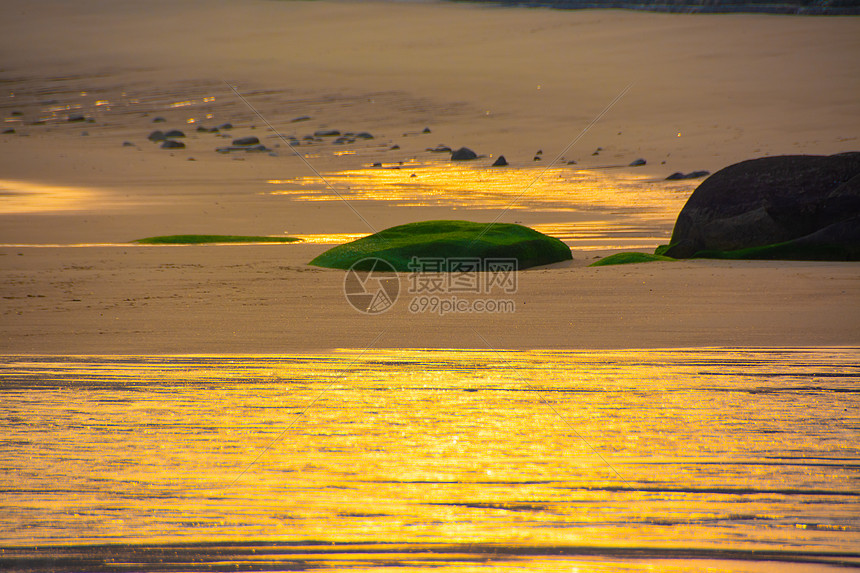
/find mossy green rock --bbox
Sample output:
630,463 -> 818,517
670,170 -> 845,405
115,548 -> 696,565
309,220 -> 572,271
590,252 -> 675,266
135,234 -> 299,244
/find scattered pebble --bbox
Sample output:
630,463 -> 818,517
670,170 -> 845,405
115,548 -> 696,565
629,158 -> 647,167
68,114 -> 86,122
314,129 -> 340,137
372,162 -> 382,167
2,128 -> 15,134
216,122 -> 233,130
152,117 -> 167,123
665,170 -> 710,180
422,127 -> 432,134
451,147 -> 477,161
355,132 -> 374,139
492,155 -> 508,167
232,136 -> 260,146
161,140 -> 185,149
390,145 -> 400,150
533,155 -> 541,161
427,145 -> 452,153
163,129 -> 185,138
122,141 -> 135,147
291,115 -> 311,122
148,130 -> 166,142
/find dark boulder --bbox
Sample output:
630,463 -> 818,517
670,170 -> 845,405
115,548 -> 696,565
232,136 -> 260,146
161,140 -> 185,149
629,158 -> 647,167
451,147 -> 477,161
164,129 -> 185,138
148,130 -> 166,142
492,155 -> 508,167
664,153 -> 860,259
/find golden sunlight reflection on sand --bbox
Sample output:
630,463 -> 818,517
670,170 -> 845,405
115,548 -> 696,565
268,164 -> 695,215
0,179 -> 101,214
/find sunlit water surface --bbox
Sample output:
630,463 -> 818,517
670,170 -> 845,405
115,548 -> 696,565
1,349 -> 857,571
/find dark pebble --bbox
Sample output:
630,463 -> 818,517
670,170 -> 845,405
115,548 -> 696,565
152,117 -> 167,123
372,162 -> 382,167
245,145 -> 270,153
492,155 -> 508,167
10,111 -> 22,116
355,132 -> 374,139
536,149 -> 543,155
390,145 -> 400,150
68,115 -> 86,122
665,170 -> 710,180
533,156 -> 541,161
427,145 -> 452,153
122,141 -> 135,147
451,147 -> 478,161
2,128 -> 15,134
164,130 -> 185,138
217,123 -> 233,130
314,129 -> 340,137
422,127 -> 432,134
629,158 -> 647,167
161,140 -> 185,149
291,116 -> 311,123
148,130 -> 166,142
232,136 -> 260,146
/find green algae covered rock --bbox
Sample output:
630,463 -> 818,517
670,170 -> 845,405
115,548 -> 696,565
589,252 -> 676,266
309,220 -> 571,271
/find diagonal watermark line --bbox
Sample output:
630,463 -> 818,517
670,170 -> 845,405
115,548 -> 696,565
225,81 -> 379,235
228,329 -> 388,487
469,83 -> 633,246
471,328 -> 631,487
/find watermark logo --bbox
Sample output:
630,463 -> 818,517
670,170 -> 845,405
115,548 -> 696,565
344,258 -> 400,314
406,257 -> 517,315
343,256 -> 517,315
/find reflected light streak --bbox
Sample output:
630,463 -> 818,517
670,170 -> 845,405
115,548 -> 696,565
269,163 -> 695,215
0,180 -> 100,214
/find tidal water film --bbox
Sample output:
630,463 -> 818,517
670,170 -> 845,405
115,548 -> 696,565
1,348 -> 857,571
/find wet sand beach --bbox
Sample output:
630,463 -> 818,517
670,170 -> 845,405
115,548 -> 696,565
0,0 -> 858,570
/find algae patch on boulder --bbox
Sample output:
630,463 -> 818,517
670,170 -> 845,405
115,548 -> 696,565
589,252 -> 675,266
309,220 -> 572,271
135,235 -> 299,244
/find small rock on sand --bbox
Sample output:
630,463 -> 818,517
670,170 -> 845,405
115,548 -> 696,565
148,130 -> 166,142
314,129 -> 340,137
629,158 -> 647,167
492,155 -> 508,167
451,147 -> 478,161
164,130 -> 185,138
291,116 -> 311,122
161,140 -> 185,149
666,170 -> 710,180
232,136 -> 260,146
